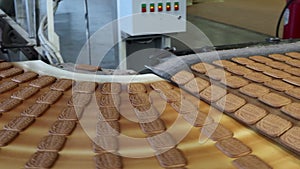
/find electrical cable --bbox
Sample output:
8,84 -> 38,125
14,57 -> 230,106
275,0 -> 296,38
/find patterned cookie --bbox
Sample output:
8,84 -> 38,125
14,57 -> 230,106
215,137 -> 252,158
286,59 -> 300,68
226,66 -> 253,76
4,116 -> 35,132
191,62 -> 215,73
284,67 -> 300,77
11,71 -> 38,83
58,107 -> 84,121
150,81 -> 174,92
127,83 -> 147,93
239,83 -> 270,98
48,120 -> 77,136
68,93 -> 92,107
280,127 -> 300,153
205,69 -> 231,81
0,62 -> 13,70
0,130 -> 19,147
21,103 -> 50,117
0,67 -> 23,78
25,151 -> 58,169
249,55 -> 273,63
140,118 -> 166,135
258,93 -> 292,108
98,107 -> 120,121
36,90 -> 63,104
285,87 -> 300,99
212,60 -> 237,68
96,121 -> 120,136
285,52 -> 300,60
264,80 -> 294,92
281,103 -> 300,120
201,123 -> 233,141
263,69 -> 291,79
182,111 -> 214,127
234,104 -> 268,125
73,81 -> 97,93
246,62 -> 271,72
156,148 -> 187,168
0,81 -> 18,94
199,85 -> 227,102
160,90 -> 182,103
147,132 -> 176,150
220,76 -> 249,89
11,86 -> 39,100
29,76 -> 56,88
170,99 -> 198,114
0,98 -> 22,113
232,155 -> 272,169
50,79 -> 74,91
266,61 -> 291,70
37,135 -> 66,152
100,82 -> 122,94
94,153 -> 122,169
283,76 -> 300,87
129,93 -> 151,107
231,57 -> 254,65
92,136 -> 119,153
256,114 -> 292,137
216,94 -> 246,113
97,94 -> 121,107
268,53 -> 292,62
171,70 -> 195,85
183,77 -> 209,94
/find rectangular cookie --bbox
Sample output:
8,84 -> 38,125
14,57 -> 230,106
264,79 -> 294,92
170,99 -> 198,114
150,81 -> 174,92
4,116 -> 35,132
171,70 -> 195,85
97,94 -> 121,107
286,59 -> 300,68
160,89 -> 182,103
239,83 -> 270,98
11,86 -> 39,100
256,114 -> 292,137
280,127 -> 300,153
140,118 -> 166,135
285,87 -> 300,99
29,75 -> 56,88
191,62 -> 215,73
0,67 -> 23,78
73,81 -> 97,93
262,68 -> 291,79
36,90 -> 63,104
234,104 -> 268,125
286,52 -> 300,59
92,136 -> 119,153
0,62 -> 13,70
215,137 -> 251,158
100,82 -> 122,94
58,107 -> 84,121
284,67 -> 300,77
268,53 -> 292,62
0,81 -> 18,94
281,103 -> 300,120
249,55 -> 273,63
199,85 -> 227,102
205,68 -> 231,81
244,72 -> 272,83
232,155 -> 272,169
283,76 -> 300,87
231,57 -> 254,65
94,153 -> 122,169
25,151 -> 58,169
220,76 -> 249,89
212,60 -> 237,68
48,120 -> 77,136
129,93 -> 151,107
127,83 -> 147,93
98,107 -> 120,121
182,111 -> 214,127
0,98 -> 22,113
183,77 -> 209,94
258,92 -> 292,108
21,103 -> 50,117
226,66 -> 253,76
156,148 -> 187,168
133,105 -> 159,123
68,93 -> 92,107
96,121 -> 120,136
0,130 -> 19,147
216,94 -> 246,113
147,132 -> 176,150
50,79 -> 74,91
266,61 -> 291,70
11,71 -> 38,83
37,135 -> 66,152
246,62 -> 272,72
201,123 -> 233,141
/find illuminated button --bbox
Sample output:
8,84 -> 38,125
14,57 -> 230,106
150,3 -> 155,12
141,4 -> 147,13
158,3 -> 163,12
166,2 -> 171,11
174,2 -> 179,11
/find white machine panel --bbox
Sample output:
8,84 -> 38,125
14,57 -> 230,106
118,0 -> 186,36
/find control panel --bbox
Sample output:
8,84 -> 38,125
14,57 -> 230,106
118,0 -> 186,36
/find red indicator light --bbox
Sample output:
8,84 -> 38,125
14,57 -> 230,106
166,2 -> 171,11
141,4 -> 147,13
142,7 -> 147,13
174,2 -> 179,11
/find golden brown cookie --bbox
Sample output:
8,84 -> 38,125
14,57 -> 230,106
150,81 -> 174,92
37,135 -> 66,152
21,103 -> 50,118
264,79 -> 294,92
220,76 -> 249,89
266,61 -> 291,70
215,94 -> 246,113
129,93 -> 151,107
249,55 -> 273,63
280,127 -> 300,153
263,69 -> 291,79
36,90 -> 63,104
98,107 -> 120,121
231,57 -> 254,65
239,83 -> 270,98
285,52 -> 300,60
256,114 -> 292,137
234,104 -> 268,125
0,81 -> 18,94
281,103 -> 300,120
94,153 -> 122,169
96,121 -> 120,136
0,130 -> 19,147
92,136 -> 119,153
147,132 -> 176,150
25,151 -> 58,169
50,79 -> 74,91
283,76 -> 300,87
73,81 -> 97,93
11,86 -> 39,100
205,68 -> 231,81
100,82 -> 122,94
11,71 -> 38,83
246,62 -> 271,72
0,62 -> 13,71
244,72 -> 272,83
182,111 -> 214,127
285,87 -> 300,99
48,120 -> 76,136
283,67 -> 300,77
0,67 -> 23,78
232,155 -> 272,169
29,75 -> 56,88
268,53 -> 292,62
127,83 -> 147,93
226,66 -> 253,76
170,99 -> 198,114
4,116 -> 35,132
160,89 -> 182,103
0,98 -> 22,113
212,60 -> 237,68
199,85 -> 227,102
171,70 -> 195,85
183,77 -> 209,94
156,148 -> 187,168
191,62 -> 215,73
201,123 -> 233,141
286,59 -> 300,68
140,118 -> 166,135
258,92 -> 292,108
215,137 -> 251,158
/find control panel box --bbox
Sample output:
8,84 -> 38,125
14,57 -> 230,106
117,0 -> 186,36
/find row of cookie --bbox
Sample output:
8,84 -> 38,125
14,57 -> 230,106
93,83 -> 123,169
129,82 -> 187,169
169,71 -> 274,168
189,62 -> 300,155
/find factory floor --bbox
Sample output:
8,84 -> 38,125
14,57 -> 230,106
1,0 -> 278,69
